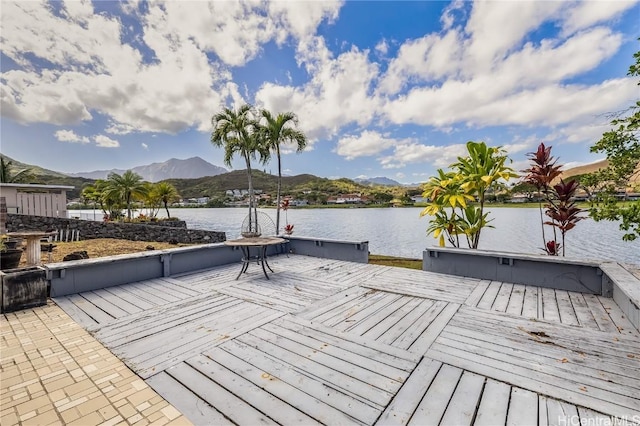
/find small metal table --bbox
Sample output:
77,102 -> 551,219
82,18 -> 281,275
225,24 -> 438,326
6,231 -> 57,266
224,237 -> 285,280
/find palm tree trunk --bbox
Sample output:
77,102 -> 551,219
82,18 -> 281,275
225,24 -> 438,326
164,201 -> 170,218
244,156 -> 256,233
276,147 -> 282,235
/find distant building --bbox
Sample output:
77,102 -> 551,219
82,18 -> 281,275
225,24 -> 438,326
0,183 -> 74,218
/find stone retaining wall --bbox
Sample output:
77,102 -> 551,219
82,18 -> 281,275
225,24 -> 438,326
7,214 -> 225,244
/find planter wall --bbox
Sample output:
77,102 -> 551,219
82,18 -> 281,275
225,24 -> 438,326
1,267 -> 47,313
7,214 -> 224,244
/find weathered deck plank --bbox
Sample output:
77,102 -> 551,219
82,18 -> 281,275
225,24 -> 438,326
426,307 -> 640,419
51,255 -> 640,425
362,267 -> 479,304
466,281 -> 638,335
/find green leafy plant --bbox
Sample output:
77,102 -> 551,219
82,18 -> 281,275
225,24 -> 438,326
421,141 -> 517,248
582,43 -> 640,241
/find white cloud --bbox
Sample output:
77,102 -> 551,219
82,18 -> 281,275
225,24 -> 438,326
256,37 -> 380,141
94,135 -> 120,148
375,39 -> 389,55
561,0 -> 639,36
268,1 -> 343,43
395,172 -> 405,179
335,130 -> 409,160
464,1 -> 564,74
380,143 -> 468,169
141,143 -> 148,150
440,0 -> 466,30
0,0 -> 340,137
54,129 -> 90,144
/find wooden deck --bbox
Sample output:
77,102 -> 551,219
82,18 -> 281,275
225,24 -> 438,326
54,255 -> 640,425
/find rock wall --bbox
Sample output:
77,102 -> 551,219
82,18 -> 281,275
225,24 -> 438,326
6,214 -> 226,244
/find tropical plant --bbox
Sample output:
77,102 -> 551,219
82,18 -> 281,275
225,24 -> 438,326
258,110 -> 307,234
152,182 -> 180,218
280,198 -> 294,235
544,179 -> 585,256
103,170 -> 148,220
211,104 -> 265,234
0,158 -> 34,183
523,143 -> 584,255
450,141 -> 518,248
583,43 -> 640,241
421,170 -> 472,247
422,142 -> 517,249
523,143 -> 563,253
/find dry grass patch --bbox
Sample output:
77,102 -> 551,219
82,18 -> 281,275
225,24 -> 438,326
20,238 -> 195,266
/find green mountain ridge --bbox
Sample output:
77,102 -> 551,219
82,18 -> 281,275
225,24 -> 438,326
1,155 -> 415,201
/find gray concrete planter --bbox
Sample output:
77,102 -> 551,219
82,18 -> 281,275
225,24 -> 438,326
1,267 -> 47,313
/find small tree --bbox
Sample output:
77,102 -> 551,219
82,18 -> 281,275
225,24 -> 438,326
583,43 -> 640,241
104,170 -> 148,220
421,141 -> 517,248
152,182 -> 180,218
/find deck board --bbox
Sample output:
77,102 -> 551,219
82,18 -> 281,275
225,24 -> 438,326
426,307 -> 640,419
52,254 -> 640,425
362,268 -> 479,304
296,286 -> 459,354
466,281 -> 638,335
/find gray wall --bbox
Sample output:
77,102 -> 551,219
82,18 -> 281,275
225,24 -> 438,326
285,236 -> 369,263
423,247 -> 605,295
7,214 -> 225,244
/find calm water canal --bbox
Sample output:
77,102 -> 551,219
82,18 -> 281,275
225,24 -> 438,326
72,207 -> 639,264
164,207 -> 639,264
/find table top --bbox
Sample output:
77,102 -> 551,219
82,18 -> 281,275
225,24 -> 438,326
224,237 -> 286,247
6,231 -> 57,239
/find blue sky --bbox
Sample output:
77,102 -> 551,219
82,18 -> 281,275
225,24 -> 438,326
1,0 -> 639,184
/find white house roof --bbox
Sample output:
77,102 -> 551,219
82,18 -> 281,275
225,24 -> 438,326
0,183 -> 75,190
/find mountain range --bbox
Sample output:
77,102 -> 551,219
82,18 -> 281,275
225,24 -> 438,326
354,176 -> 402,186
68,157 -> 228,182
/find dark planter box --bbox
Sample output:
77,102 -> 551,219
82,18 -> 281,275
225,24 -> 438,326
1,267 -> 47,313
0,249 -> 23,270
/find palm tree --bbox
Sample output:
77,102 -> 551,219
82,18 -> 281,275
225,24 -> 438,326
104,171 -> 148,220
259,110 -> 307,234
153,182 -> 180,218
0,158 -> 34,183
211,104 -> 264,233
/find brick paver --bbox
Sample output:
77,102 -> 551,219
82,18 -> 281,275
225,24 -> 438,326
1,302 -> 192,426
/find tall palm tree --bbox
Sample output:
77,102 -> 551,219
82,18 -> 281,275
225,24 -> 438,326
211,104 -> 263,233
259,110 -> 307,234
153,182 -> 180,218
104,170 -> 148,220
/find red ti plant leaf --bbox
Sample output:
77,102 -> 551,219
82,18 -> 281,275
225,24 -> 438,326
545,240 -> 560,256
545,178 -> 585,256
523,143 -> 563,191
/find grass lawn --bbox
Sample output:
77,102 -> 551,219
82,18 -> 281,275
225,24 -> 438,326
368,254 -> 422,270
